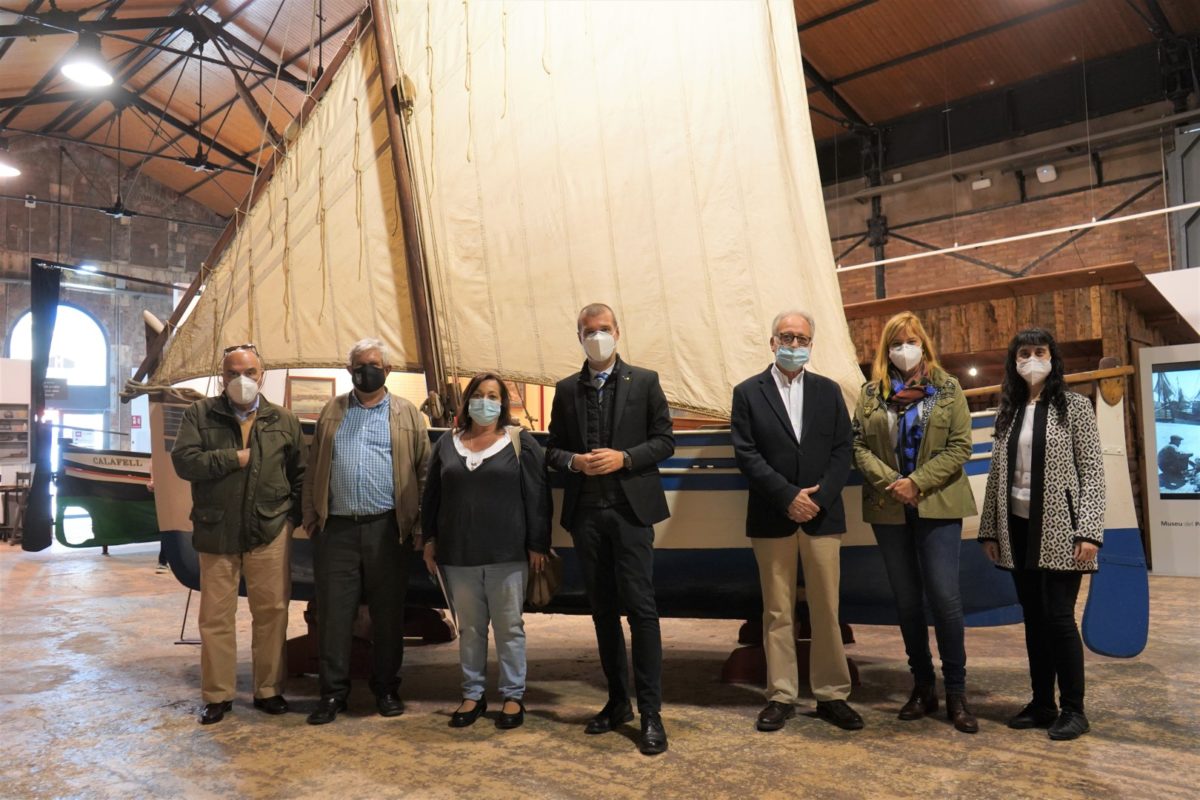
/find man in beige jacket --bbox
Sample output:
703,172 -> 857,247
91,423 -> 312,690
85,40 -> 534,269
302,338 -> 430,725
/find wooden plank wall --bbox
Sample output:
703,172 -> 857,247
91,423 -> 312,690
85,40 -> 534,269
847,285 -> 1128,364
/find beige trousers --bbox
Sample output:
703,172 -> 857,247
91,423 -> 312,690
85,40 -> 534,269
751,531 -> 851,704
197,528 -> 291,703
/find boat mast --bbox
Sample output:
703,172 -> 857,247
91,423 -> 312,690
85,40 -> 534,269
368,0 -> 451,423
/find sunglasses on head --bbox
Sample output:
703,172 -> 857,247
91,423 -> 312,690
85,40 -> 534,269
222,343 -> 259,356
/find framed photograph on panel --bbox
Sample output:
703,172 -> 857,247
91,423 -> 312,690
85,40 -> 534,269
285,376 -> 336,419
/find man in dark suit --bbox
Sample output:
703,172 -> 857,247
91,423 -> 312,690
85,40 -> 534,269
546,303 -> 675,756
731,310 -> 862,733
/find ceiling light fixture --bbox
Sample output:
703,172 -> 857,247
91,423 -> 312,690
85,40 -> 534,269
60,32 -> 113,88
0,139 -> 20,177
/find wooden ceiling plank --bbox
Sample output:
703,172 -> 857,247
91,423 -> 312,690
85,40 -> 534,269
818,0 -> 1086,90
797,0 -> 880,32
0,0 -> 46,65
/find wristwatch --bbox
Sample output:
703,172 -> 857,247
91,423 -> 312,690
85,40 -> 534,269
622,451 -> 633,470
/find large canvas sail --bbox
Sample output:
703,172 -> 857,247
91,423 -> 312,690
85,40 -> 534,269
153,29 -> 422,384
152,1 -> 863,417
388,0 -> 863,416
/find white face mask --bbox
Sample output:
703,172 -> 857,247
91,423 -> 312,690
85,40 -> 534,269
226,374 -> 260,406
1016,357 -> 1051,385
581,330 -> 616,363
889,343 -> 923,373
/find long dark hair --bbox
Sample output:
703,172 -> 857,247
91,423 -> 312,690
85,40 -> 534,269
455,372 -> 514,432
994,327 -> 1068,436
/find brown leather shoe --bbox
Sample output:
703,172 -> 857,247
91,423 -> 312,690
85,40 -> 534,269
947,693 -> 979,733
898,684 -> 937,720
756,701 -> 795,732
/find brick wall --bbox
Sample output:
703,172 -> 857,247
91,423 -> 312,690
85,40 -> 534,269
829,133 -> 1175,304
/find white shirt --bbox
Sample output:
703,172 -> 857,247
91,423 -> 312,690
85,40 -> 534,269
1010,401 -> 1038,519
453,431 -> 510,471
770,364 -> 805,442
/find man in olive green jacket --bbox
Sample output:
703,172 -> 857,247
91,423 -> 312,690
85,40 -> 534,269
172,346 -> 306,725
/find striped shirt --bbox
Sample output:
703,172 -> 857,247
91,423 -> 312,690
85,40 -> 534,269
329,391 -> 394,516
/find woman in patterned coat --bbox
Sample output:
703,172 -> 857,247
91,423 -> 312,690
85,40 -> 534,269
978,328 -> 1105,741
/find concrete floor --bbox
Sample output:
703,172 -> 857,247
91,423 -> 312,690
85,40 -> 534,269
1,541 -> 1197,800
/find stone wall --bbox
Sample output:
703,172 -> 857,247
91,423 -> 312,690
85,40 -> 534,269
0,137 -> 224,447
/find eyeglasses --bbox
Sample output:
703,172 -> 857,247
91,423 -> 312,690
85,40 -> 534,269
222,343 -> 259,356
775,333 -> 812,347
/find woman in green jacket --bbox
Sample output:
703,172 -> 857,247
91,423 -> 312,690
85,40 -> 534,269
852,312 -> 978,733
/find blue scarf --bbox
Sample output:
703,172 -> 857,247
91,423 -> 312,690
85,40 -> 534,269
889,377 -> 937,475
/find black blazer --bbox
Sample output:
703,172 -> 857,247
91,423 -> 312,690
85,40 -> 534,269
731,366 -> 852,538
545,358 -> 675,531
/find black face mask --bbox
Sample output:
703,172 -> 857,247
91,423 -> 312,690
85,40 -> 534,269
352,364 -> 386,393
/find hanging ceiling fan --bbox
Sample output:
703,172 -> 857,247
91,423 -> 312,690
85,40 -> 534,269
176,36 -> 219,174
100,103 -> 136,220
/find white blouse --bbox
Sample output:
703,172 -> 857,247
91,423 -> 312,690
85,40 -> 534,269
1010,402 -> 1038,518
453,431 -> 511,471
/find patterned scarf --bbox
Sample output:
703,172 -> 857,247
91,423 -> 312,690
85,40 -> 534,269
884,365 -> 937,474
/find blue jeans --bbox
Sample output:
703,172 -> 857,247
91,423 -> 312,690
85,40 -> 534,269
872,516 -> 967,693
442,561 -> 529,701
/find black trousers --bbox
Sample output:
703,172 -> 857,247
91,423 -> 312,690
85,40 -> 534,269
314,515 -> 412,700
571,504 -> 663,715
1008,515 -> 1085,713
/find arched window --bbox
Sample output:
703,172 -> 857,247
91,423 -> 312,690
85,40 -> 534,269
7,305 -> 108,386
6,304 -> 110,450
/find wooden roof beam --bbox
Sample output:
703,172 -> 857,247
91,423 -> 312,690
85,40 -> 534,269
118,9 -> 358,179
196,17 -> 282,150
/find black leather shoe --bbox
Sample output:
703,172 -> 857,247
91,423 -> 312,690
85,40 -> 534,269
376,692 -> 405,717
947,693 -> 979,733
252,695 -> 289,715
898,684 -> 937,720
1047,710 -> 1090,740
199,700 -> 232,725
756,701 -> 795,732
1007,702 -> 1058,730
306,696 -> 347,725
496,699 -> 526,729
816,700 -> 864,730
584,700 -> 634,734
449,698 -> 487,728
638,713 -> 668,755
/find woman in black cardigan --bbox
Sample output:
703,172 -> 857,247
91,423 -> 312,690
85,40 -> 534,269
978,329 -> 1105,741
422,373 -> 551,730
